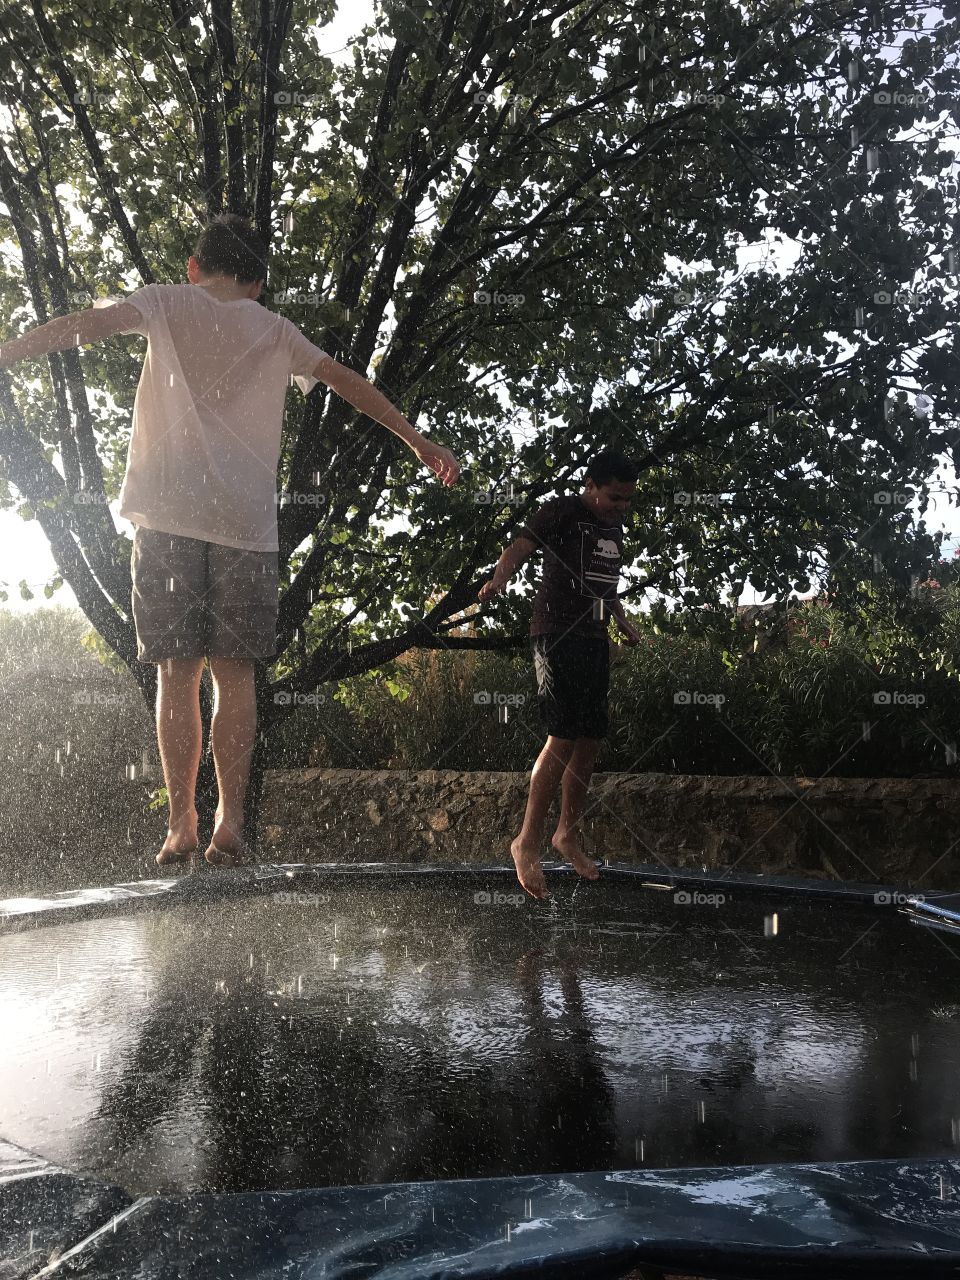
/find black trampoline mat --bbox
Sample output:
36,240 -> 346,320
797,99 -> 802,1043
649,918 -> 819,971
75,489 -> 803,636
2,876 -> 959,1195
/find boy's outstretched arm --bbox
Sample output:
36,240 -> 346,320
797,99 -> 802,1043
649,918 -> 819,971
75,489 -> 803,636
0,303 -> 139,367
477,536 -> 536,602
313,355 -> 459,487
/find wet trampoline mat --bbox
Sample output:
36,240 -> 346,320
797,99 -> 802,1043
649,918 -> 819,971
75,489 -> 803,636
2,877 -> 960,1196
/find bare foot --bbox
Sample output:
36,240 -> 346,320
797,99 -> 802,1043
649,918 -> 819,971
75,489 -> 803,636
204,814 -> 248,867
511,837 -> 548,899
156,813 -> 199,866
551,828 -> 600,881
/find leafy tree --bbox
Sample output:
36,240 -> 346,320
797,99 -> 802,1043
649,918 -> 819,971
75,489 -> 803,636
1,0 -> 959,836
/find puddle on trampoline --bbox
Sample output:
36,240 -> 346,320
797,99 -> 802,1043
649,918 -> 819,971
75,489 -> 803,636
1,879 -> 959,1195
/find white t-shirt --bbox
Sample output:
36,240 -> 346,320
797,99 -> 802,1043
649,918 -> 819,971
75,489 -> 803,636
99,283 -> 330,552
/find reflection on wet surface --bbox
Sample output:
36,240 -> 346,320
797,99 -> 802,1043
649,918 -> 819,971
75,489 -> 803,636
1,880 -> 959,1194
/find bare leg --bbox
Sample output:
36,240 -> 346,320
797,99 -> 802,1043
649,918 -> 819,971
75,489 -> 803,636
204,656 -> 257,864
155,656 -> 205,864
510,735 -> 574,899
552,737 -> 601,879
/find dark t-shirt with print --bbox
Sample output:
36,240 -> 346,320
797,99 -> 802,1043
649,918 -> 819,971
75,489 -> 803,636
519,495 -> 625,637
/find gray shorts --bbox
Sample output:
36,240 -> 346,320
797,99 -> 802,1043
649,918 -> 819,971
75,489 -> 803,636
130,526 -> 279,663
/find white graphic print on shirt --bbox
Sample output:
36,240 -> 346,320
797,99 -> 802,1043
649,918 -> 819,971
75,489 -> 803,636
576,521 -> 623,599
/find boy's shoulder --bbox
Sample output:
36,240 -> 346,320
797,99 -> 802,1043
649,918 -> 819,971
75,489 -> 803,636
536,492 -> 582,517
524,492 -> 577,525
125,282 -> 194,310
149,282 -> 187,299
520,494 -> 587,543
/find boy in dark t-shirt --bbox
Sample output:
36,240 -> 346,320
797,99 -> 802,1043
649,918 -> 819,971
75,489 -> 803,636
478,450 -> 641,899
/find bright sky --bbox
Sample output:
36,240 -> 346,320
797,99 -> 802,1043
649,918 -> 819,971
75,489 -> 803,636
0,3 -> 956,614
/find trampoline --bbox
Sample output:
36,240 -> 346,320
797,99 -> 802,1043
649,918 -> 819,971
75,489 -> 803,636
3,861 -> 960,1278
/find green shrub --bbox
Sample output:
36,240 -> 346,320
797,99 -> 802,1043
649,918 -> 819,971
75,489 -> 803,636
288,647 -> 538,772
293,583 -> 960,777
6,582 -> 960,781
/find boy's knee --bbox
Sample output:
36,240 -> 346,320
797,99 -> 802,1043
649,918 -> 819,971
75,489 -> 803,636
157,656 -> 205,682
208,655 -> 255,682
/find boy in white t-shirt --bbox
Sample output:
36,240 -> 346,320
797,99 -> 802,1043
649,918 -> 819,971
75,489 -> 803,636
0,213 -> 460,868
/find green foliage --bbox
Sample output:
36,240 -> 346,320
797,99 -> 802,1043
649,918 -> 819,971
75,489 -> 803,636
606,585 -> 960,777
266,648 -> 538,772
1,0 -> 960,776
0,605 -> 92,673
79,623 -> 129,675
291,586 -> 960,778
0,606 -> 158,858
5,594 -> 960,784
147,785 -> 169,812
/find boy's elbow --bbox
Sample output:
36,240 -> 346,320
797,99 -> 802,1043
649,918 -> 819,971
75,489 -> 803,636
313,355 -> 356,394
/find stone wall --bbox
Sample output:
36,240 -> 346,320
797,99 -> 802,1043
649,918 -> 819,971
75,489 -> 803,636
261,768 -> 960,890
5,768 -> 959,899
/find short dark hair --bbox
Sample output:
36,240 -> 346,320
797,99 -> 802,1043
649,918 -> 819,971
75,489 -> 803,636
193,212 -> 269,285
585,449 -> 639,487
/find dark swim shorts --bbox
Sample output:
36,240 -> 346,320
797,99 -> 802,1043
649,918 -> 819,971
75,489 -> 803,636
130,525 -> 279,663
531,631 -> 610,739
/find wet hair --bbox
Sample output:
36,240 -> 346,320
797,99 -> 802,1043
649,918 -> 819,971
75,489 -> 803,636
585,449 -> 639,487
193,212 -> 269,285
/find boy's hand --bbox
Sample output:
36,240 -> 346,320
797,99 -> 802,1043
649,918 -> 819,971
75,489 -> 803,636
478,572 -> 508,602
414,440 -> 461,487
615,616 -> 642,646
609,638 -> 630,665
